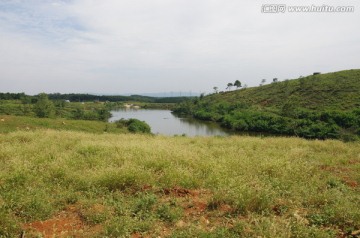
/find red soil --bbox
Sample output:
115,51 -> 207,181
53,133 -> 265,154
23,206 -> 102,238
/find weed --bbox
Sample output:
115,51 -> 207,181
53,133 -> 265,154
157,203 -> 182,223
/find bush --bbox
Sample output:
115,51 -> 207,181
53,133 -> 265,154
115,118 -> 151,134
33,93 -> 55,118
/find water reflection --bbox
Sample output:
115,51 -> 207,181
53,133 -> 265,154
109,109 -> 231,137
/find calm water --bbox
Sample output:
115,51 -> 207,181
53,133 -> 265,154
109,109 -> 231,136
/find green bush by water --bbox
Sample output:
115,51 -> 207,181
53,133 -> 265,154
116,118 -> 151,134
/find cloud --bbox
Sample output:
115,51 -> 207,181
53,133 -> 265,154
0,0 -> 359,94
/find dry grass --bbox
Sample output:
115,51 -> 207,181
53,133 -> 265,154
0,130 -> 359,237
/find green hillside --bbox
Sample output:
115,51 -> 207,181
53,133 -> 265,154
174,69 -> 360,140
199,69 -> 360,111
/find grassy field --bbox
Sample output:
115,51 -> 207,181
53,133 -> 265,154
0,130 -> 359,237
0,115 -> 127,134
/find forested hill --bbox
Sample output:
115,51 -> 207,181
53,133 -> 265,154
174,69 -> 360,140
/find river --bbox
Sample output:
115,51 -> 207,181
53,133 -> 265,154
109,109 -> 231,136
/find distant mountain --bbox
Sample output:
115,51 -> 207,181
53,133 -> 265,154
76,92 -> 199,98
46,93 -> 193,103
137,92 -> 200,97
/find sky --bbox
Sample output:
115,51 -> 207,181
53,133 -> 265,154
0,0 -> 359,95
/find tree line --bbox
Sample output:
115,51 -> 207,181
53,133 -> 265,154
0,93 -> 111,121
0,92 -> 191,104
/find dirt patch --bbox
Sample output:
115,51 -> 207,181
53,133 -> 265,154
218,204 -> 232,213
185,201 -> 208,216
348,159 -> 360,165
341,176 -> 358,188
23,206 -> 102,238
162,186 -> 192,197
159,187 -> 211,216
142,184 -> 153,191
131,232 -> 147,238
320,165 -> 351,173
320,165 -> 358,188
163,187 -> 226,231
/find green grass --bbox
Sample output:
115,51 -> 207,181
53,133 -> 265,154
0,100 -> 32,116
0,115 -> 127,134
0,130 -> 359,237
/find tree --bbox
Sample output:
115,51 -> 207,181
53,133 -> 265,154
260,79 -> 266,86
272,78 -> 278,83
213,87 -> 218,94
234,80 -> 242,89
34,93 -> 55,118
226,83 -> 233,91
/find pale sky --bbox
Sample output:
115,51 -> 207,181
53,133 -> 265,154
1,0 -> 359,95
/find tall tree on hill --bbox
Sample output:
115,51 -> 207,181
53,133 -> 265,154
226,83 -> 233,91
260,79 -> 266,86
234,80 -> 242,89
213,87 -> 218,94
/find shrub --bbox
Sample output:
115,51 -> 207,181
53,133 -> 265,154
33,93 -> 55,118
96,109 -> 111,121
115,118 -> 151,134
156,204 -> 182,223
